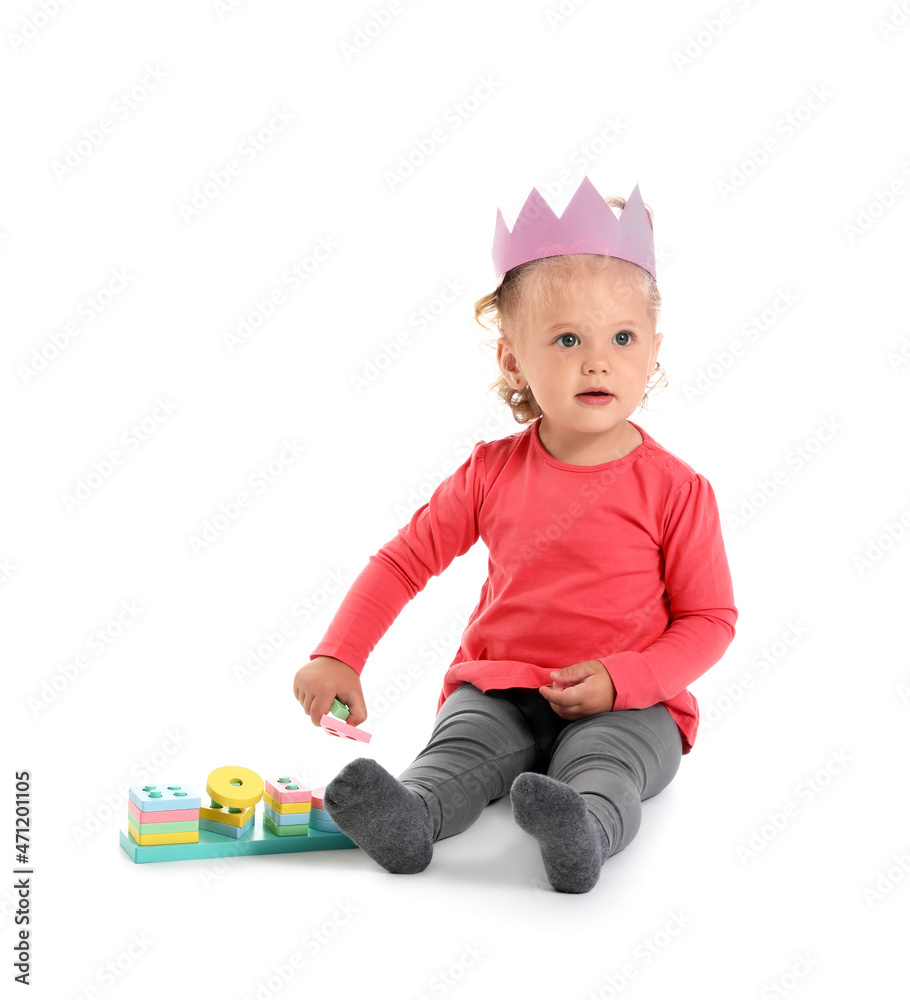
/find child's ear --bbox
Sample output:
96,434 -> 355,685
652,330 -> 664,362
496,337 -> 519,380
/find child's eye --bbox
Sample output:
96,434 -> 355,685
555,331 -> 636,348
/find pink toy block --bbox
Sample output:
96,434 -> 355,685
264,776 -> 312,804
320,714 -> 372,743
311,787 -> 326,810
128,800 -> 199,825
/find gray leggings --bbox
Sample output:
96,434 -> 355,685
398,683 -> 683,857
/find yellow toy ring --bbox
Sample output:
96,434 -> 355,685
206,766 -> 264,809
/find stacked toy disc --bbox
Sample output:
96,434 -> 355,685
201,765 -> 263,840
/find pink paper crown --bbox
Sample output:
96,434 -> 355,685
492,176 -> 656,281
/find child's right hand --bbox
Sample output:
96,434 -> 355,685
293,656 -> 368,728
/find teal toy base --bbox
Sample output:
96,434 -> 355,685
120,813 -> 356,863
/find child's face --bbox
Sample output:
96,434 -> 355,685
498,261 -> 661,456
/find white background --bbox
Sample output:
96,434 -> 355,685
3,1 -> 909,997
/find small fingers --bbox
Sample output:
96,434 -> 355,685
304,693 -> 324,726
550,703 -> 583,721
340,692 -> 368,727
539,684 -> 583,710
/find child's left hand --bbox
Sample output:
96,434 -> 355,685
539,660 -> 616,719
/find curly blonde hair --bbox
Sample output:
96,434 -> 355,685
474,194 -> 667,425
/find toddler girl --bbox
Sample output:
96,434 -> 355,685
293,177 -> 737,893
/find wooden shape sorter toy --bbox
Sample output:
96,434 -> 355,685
120,768 -> 355,864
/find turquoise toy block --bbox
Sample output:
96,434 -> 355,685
309,808 -> 341,833
120,813 -> 353,863
128,784 -> 201,812
309,820 -> 341,833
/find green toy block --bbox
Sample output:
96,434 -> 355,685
263,814 -> 309,837
129,818 -> 199,835
329,698 -> 350,721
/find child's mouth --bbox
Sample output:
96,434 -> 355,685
577,392 -> 613,404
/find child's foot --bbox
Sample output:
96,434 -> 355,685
510,772 -> 608,893
323,758 -> 433,874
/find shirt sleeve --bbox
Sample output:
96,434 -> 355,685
308,441 -> 486,674
598,473 -> 737,710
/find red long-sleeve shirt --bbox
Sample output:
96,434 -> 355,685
309,418 -> 737,753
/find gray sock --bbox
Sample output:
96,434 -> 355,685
323,758 -> 433,875
510,772 -> 609,893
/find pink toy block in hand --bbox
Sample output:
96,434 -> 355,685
319,714 -> 372,743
